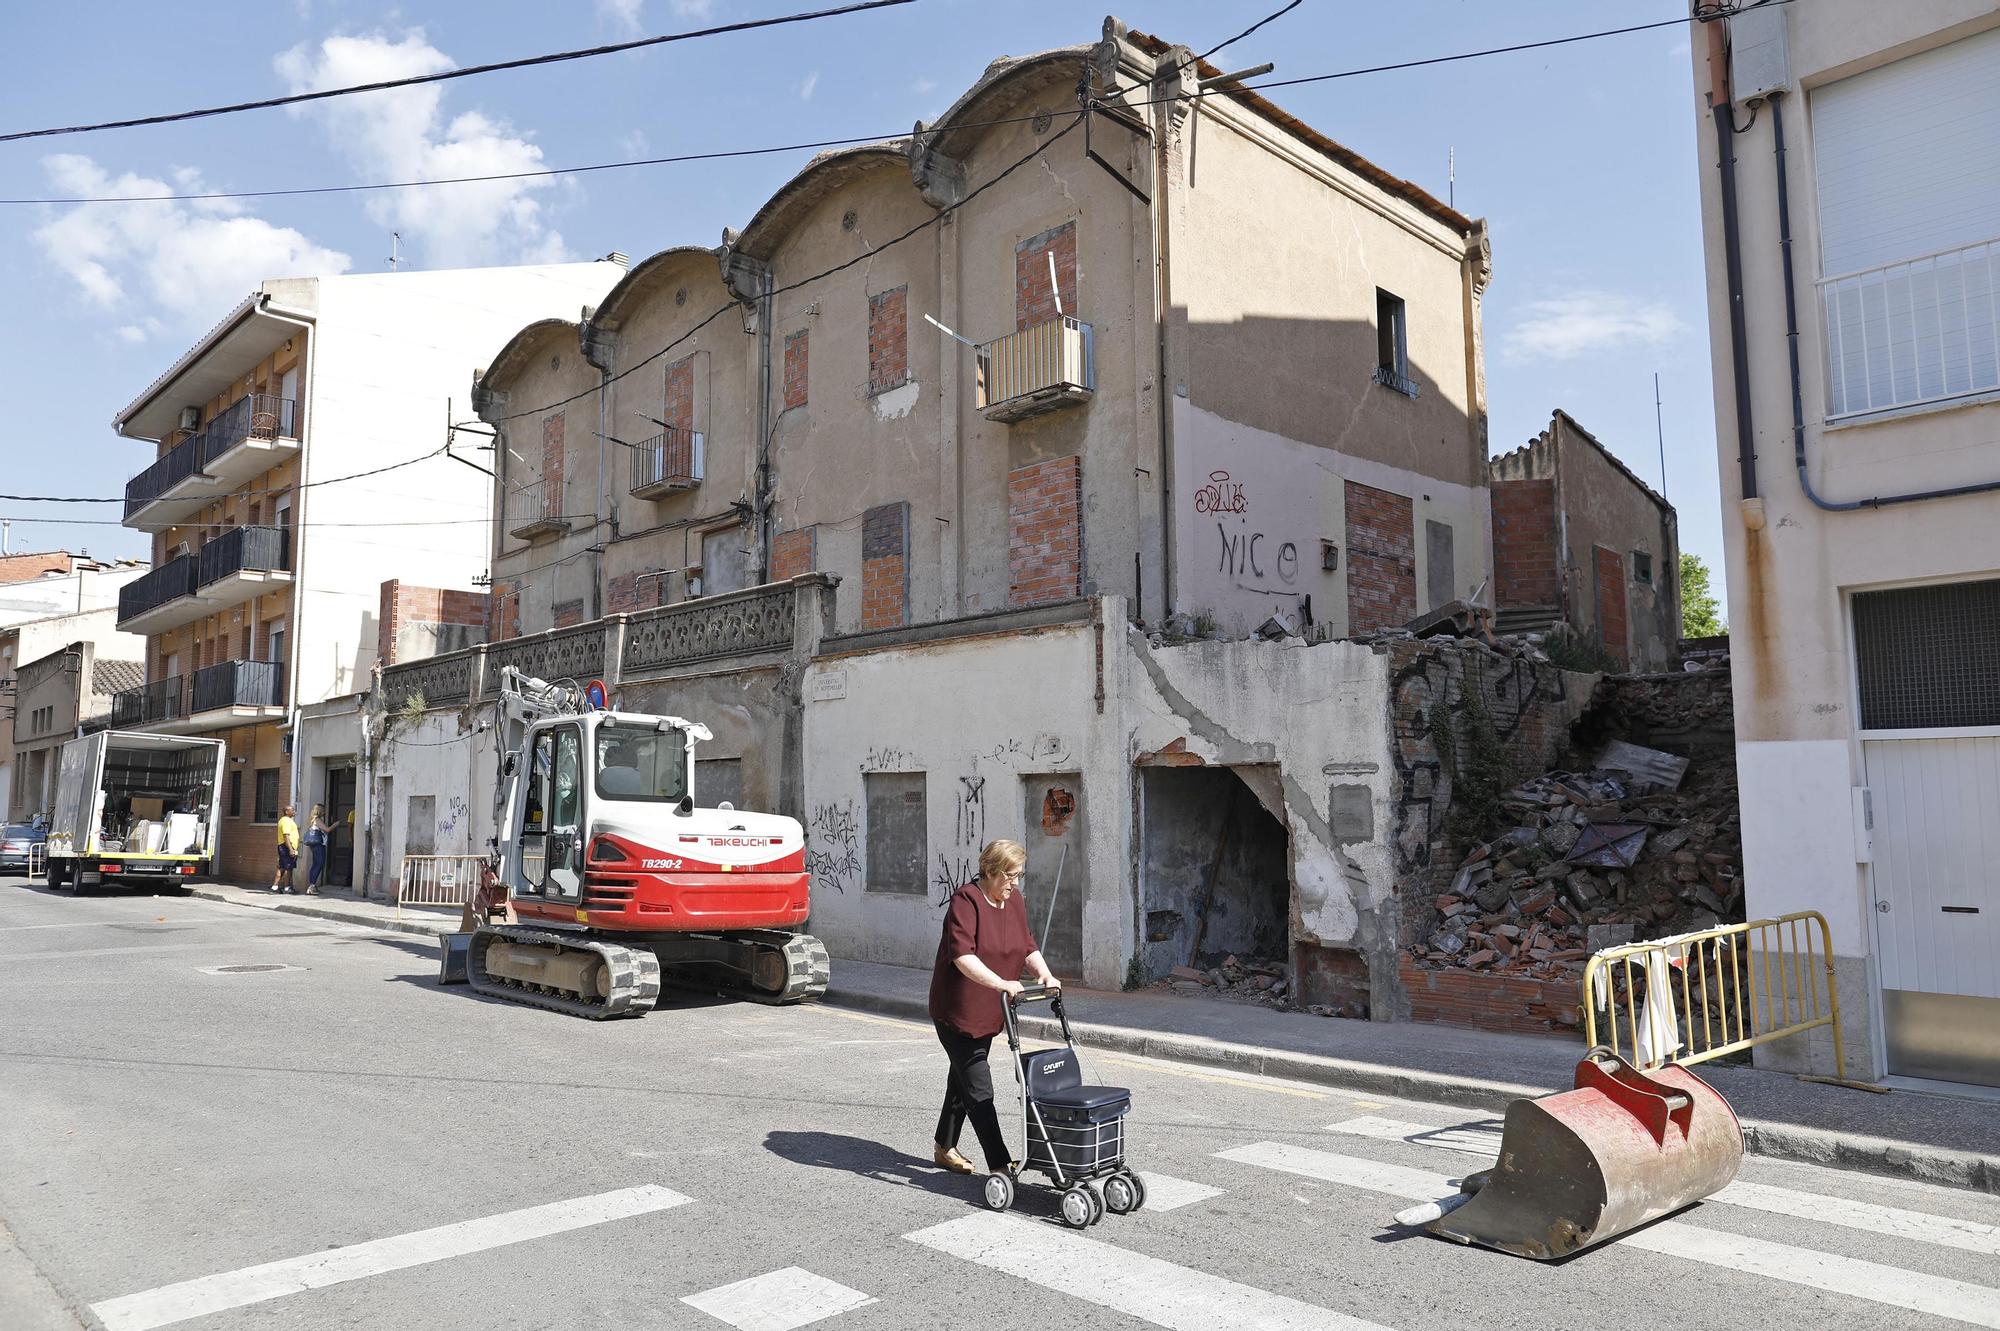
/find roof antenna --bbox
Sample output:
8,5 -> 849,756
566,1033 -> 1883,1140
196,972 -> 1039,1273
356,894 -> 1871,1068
1448,146 -> 1455,210
387,231 -> 402,271
922,313 -> 978,349
1654,371 -> 1668,499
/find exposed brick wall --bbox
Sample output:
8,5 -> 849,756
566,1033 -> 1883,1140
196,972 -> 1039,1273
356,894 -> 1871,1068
1016,221 -> 1078,331
1399,957 -> 1582,1037
552,599 -> 586,629
606,571 -> 666,615
861,503 -> 908,630
489,581 -> 521,642
1491,478 -> 1559,611
1594,545 -> 1629,668
1008,455 -> 1083,608
783,330 -> 809,411
1385,640 -> 1588,946
1345,481 -> 1415,632
867,287 -> 908,395
662,355 -> 695,434
770,526 -> 817,582
541,412 -> 565,512
377,580 -> 489,666
0,551 -> 75,585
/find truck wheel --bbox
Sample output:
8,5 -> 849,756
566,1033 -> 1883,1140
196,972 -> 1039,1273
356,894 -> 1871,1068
47,859 -> 70,893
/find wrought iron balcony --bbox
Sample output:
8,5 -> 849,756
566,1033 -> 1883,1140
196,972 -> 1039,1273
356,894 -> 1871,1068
191,659 -> 285,715
975,316 -> 1094,423
507,480 -> 571,540
122,393 -> 299,527
116,556 -> 199,628
110,675 -> 188,728
628,428 -> 705,499
198,523 -> 291,588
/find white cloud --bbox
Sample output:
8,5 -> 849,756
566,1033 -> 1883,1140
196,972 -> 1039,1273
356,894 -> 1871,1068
32,155 -> 351,336
1502,291 -> 1687,363
671,0 -> 715,18
799,71 -> 819,100
598,0 -> 644,33
275,29 -> 569,268
911,78 -> 938,95
619,129 -> 651,157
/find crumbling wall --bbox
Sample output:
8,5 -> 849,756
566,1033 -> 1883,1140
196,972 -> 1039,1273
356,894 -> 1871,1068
1138,766 -> 1290,977
1384,639 -> 1599,948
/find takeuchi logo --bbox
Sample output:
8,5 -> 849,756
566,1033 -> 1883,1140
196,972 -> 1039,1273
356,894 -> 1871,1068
1192,470 -> 1248,515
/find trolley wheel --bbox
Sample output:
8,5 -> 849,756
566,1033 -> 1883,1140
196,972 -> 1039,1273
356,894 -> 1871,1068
981,1171 -> 1015,1212
1085,1182 -> 1106,1226
1103,1170 -> 1146,1215
1059,1184 -> 1096,1229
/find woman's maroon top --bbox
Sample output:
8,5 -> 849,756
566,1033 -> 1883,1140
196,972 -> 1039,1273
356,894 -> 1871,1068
927,882 -> 1038,1038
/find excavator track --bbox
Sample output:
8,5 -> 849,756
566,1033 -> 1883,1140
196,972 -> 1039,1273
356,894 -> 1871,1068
466,924 -> 661,1020
656,930 -> 831,1005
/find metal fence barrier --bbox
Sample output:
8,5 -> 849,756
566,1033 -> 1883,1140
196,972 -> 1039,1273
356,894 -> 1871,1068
28,844 -> 46,879
1582,910 -> 1879,1090
397,855 -> 486,918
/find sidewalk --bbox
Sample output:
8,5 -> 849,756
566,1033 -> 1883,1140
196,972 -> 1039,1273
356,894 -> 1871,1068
185,885 -> 1998,1193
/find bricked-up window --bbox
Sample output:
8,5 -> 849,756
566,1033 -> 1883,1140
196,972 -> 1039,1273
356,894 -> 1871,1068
868,286 -> 909,395
552,599 -> 586,629
1374,289 -> 1415,397
861,503 -> 909,630
1008,455 -> 1083,608
1016,221 -> 1078,331
662,355 -> 696,434
864,771 -> 927,894
541,412 -> 566,513
1345,481 -> 1417,632
783,330 -> 809,410
770,526 -> 817,582
254,768 -> 279,823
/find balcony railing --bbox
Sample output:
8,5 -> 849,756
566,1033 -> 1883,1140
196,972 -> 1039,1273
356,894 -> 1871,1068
1821,236 -> 2000,419
506,480 -> 571,540
628,428 -> 705,498
123,393 -> 298,519
111,675 -> 188,728
198,523 -> 291,588
116,556 -> 199,625
191,659 -> 285,714
976,316 -> 1094,423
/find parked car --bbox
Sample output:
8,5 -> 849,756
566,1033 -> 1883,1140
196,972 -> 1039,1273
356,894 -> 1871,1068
0,823 -> 48,875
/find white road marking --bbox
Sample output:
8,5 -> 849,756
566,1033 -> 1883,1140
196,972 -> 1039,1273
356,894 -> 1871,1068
682,1267 -> 874,1331
1327,1115 -> 2000,1256
1220,1142 -> 2000,1330
1136,1173 -> 1225,1212
906,1211 -> 1396,1331
89,1184 -> 693,1331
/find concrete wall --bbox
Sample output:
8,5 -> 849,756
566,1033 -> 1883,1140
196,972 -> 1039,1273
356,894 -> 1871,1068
1691,1 -> 2000,1080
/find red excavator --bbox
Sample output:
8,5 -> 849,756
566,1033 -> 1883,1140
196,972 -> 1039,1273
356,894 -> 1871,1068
439,667 -> 829,1018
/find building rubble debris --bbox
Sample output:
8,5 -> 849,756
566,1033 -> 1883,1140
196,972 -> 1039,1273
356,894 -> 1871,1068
1158,955 -> 1293,1009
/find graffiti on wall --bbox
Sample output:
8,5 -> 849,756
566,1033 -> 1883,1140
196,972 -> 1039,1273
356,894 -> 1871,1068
1193,469 -> 1249,515
806,799 -> 860,895
438,795 -> 470,847
931,853 -> 975,906
1192,469 -> 1305,600
1387,647 -> 1571,883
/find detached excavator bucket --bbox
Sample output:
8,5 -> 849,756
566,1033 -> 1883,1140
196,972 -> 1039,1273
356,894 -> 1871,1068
1426,1049 -> 1742,1260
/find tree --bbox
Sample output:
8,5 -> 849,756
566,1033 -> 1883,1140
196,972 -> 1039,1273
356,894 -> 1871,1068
1680,552 -> 1724,638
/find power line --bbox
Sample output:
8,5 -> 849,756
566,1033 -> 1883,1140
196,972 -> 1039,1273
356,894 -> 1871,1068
0,0 -> 918,145
2,5 -> 1746,209
0,444 -> 456,506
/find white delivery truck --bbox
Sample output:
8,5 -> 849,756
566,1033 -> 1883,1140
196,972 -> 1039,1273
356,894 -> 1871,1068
46,730 -> 227,893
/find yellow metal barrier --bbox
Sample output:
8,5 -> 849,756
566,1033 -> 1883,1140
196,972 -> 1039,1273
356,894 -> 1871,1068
1582,910 -> 1881,1090
397,855 -> 485,918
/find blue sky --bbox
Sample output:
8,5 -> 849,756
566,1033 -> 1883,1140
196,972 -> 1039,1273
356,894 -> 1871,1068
0,0 -> 1724,606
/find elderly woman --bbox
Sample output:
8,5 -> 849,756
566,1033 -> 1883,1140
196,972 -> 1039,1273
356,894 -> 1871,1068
927,838 -> 1061,1181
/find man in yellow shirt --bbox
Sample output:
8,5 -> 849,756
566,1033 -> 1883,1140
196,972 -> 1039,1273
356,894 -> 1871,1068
272,805 -> 301,894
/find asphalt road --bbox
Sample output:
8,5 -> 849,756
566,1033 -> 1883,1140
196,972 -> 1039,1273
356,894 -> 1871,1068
3,880 -> 1998,1331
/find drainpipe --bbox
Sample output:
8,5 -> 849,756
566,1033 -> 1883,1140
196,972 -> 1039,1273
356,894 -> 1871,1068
1706,15 -> 1757,504
1767,92 -> 2000,511
756,270 -> 776,580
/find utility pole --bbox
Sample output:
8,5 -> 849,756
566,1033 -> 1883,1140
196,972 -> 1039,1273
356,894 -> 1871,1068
1654,372 -> 1668,498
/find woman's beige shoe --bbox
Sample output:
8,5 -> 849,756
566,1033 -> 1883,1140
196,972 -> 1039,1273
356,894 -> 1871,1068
932,1144 -> 974,1175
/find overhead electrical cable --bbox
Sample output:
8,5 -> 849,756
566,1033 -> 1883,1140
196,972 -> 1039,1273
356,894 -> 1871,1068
0,0 -> 918,144
4,6 -> 1773,208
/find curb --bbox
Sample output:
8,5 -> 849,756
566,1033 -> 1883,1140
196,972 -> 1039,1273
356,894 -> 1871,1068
189,888 -> 454,941
821,987 -> 2000,1195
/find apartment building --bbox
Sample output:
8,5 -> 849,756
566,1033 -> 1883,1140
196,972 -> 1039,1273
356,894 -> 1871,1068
1692,2 -> 2000,1087
109,260 -> 626,881
396,17 -> 1496,1011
